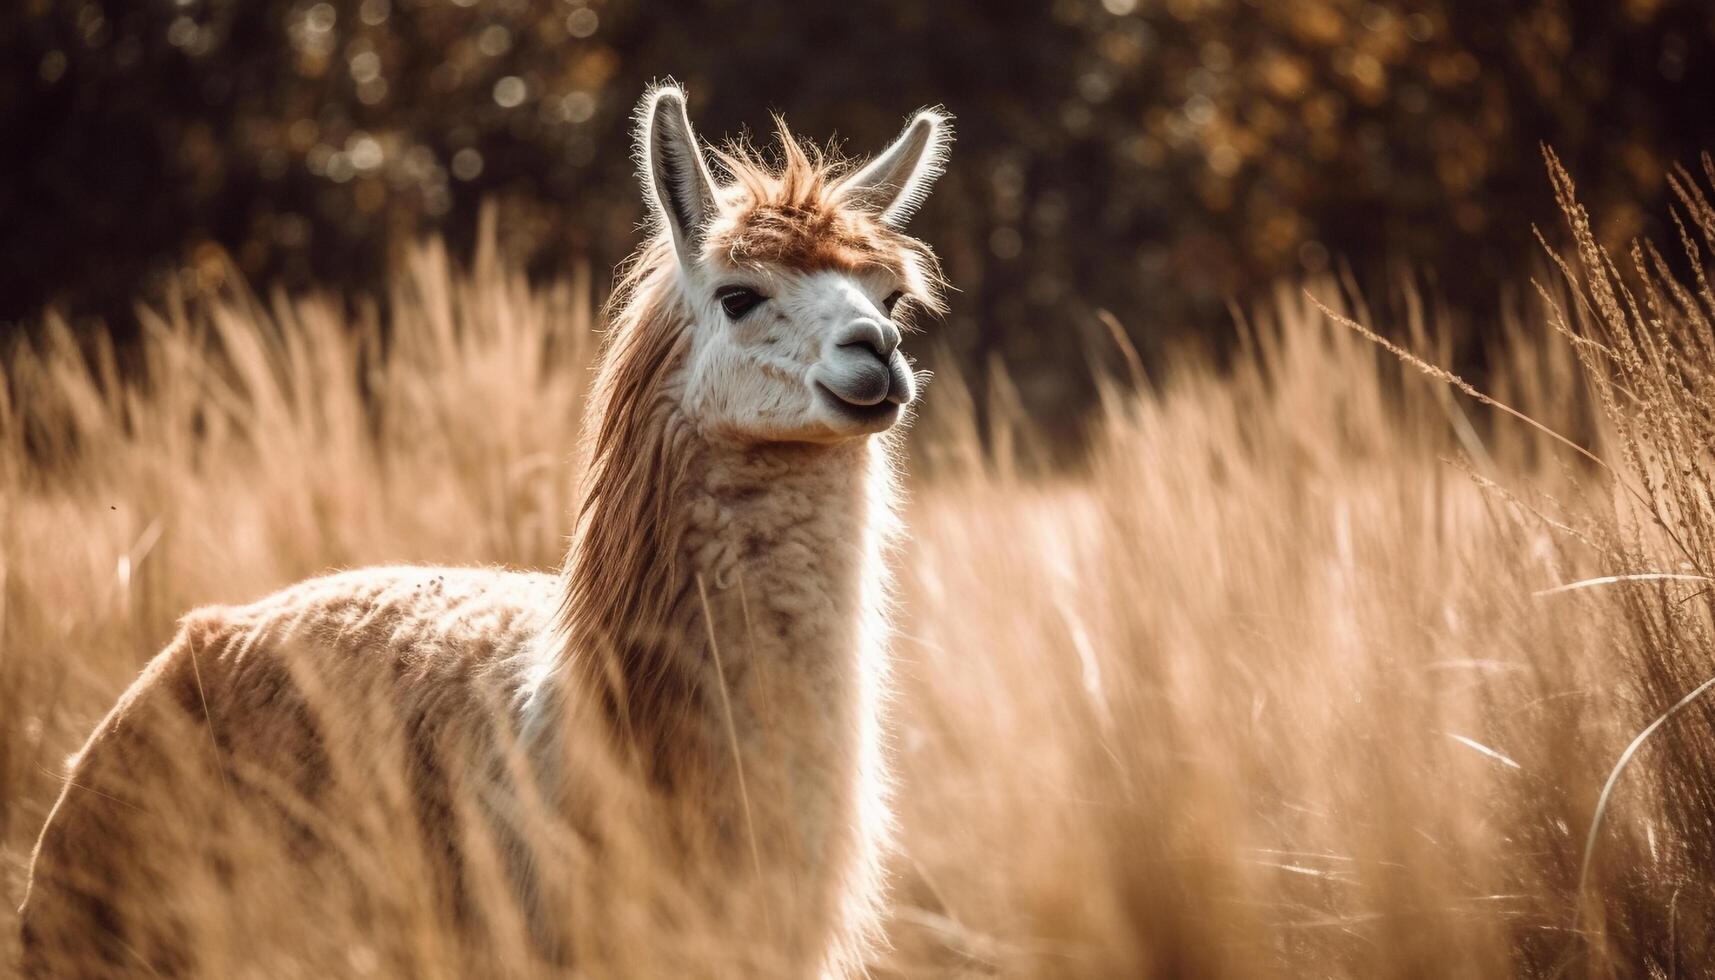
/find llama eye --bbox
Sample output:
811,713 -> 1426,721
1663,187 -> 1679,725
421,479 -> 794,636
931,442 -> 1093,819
717,286 -> 766,320
882,291 -> 905,317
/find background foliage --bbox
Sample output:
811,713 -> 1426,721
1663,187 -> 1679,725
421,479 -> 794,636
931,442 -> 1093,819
4,0 -> 1714,420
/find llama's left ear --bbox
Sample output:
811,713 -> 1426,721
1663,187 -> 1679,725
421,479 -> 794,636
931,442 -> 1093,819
636,83 -> 719,265
838,108 -> 952,228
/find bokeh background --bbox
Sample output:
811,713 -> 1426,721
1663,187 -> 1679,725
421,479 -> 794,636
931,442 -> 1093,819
4,0 -> 1714,423
15,3 -> 1715,975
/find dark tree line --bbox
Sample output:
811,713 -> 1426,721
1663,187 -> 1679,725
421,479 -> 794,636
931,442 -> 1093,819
3,0 -> 1714,419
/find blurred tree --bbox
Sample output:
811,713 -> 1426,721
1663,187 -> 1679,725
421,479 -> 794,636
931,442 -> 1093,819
2,0 -> 1713,422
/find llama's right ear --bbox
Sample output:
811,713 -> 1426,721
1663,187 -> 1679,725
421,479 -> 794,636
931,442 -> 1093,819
636,84 -> 718,267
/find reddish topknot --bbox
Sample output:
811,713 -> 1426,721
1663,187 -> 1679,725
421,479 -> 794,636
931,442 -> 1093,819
705,119 -> 946,305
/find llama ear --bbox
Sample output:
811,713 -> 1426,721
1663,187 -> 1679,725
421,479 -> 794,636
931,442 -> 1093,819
636,84 -> 718,264
838,108 -> 952,228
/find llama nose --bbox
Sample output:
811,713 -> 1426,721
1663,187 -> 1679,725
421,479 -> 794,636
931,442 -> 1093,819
834,319 -> 900,361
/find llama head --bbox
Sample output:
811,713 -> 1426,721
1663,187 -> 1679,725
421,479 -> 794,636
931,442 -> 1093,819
632,83 -> 951,444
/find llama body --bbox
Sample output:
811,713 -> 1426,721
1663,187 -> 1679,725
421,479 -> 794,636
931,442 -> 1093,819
19,85 -> 950,978
20,567 -> 565,976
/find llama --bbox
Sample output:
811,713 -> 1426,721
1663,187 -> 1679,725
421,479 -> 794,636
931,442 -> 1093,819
18,84 -> 951,978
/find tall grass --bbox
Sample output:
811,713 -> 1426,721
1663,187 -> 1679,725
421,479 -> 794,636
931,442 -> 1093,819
6,164 -> 1715,976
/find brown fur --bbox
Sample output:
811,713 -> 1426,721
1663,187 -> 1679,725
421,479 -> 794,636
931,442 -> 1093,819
707,122 -> 945,295
555,230 -> 703,782
21,569 -> 565,976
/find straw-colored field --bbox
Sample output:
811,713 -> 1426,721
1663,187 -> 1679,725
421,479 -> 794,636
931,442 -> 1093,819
7,158 -> 1715,977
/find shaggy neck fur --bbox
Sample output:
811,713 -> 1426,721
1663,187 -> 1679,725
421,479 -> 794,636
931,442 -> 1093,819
533,235 -> 899,971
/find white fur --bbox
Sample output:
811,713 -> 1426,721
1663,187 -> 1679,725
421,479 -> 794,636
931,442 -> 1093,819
678,266 -> 911,443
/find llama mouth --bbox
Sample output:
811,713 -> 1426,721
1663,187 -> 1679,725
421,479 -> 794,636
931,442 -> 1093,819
816,382 -> 903,429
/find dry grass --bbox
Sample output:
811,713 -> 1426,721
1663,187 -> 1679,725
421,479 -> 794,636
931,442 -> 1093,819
8,163 -> 1715,977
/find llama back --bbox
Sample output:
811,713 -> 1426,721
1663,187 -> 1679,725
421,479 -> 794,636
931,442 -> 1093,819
19,566 -> 564,977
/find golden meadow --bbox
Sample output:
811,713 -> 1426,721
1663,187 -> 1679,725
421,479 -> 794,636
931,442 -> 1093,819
7,154 -> 1715,977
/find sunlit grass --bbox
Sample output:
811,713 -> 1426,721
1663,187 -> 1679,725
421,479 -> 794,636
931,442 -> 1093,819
8,165 -> 1715,976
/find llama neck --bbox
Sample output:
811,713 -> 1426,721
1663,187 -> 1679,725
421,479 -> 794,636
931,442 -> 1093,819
551,422 -> 897,840
675,436 -> 895,812
537,425 -> 897,968
685,437 -> 899,973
